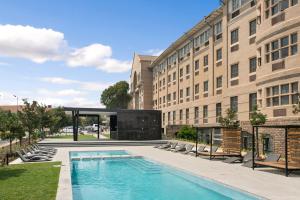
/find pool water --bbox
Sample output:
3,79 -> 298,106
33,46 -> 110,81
71,151 -> 259,200
70,150 -> 129,158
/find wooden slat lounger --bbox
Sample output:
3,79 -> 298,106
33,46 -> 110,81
198,151 -> 241,158
255,161 -> 300,170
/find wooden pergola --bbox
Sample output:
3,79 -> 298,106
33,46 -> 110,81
252,124 -> 300,176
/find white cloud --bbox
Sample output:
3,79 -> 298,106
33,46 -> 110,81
0,24 -> 131,73
0,24 -> 67,63
67,44 -> 131,72
145,49 -> 164,56
37,88 -> 85,97
0,62 -> 10,66
40,76 -> 111,91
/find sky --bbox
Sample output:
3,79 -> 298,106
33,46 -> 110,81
0,0 -> 220,107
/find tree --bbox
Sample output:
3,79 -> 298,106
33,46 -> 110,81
48,107 -> 69,135
218,109 -> 240,128
250,106 -> 267,126
101,81 -> 131,109
18,100 -> 40,144
36,104 -> 51,138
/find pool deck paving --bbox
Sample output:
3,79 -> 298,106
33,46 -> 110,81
13,146 -> 300,200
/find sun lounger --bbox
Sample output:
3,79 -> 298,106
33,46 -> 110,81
223,151 -> 252,164
20,149 -> 53,159
243,153 -> 281,168
28,147 -> 55,156
171,144 -> 186,152
188,145 -> 206,156
33,144 -> 57,153
165,142 -> 178,151
197,146 -> 219,156
17,151 -> 52,162
181,144 -> 195,154
157,142 -> 171,149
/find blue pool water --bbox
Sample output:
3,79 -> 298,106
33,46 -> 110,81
71,151 -> 259,200
70,150 -> 129,158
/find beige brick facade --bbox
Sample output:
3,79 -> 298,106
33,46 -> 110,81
130,0 -> 300,139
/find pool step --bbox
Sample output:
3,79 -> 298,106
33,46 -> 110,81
71,155 -> 143,160
127,159 -> 162,174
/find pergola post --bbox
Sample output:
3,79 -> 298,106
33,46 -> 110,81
209,128 -> 213,160
72,111 -> 76,141
97,115 -> 100,140
195,127 -> 198,157
285,127 -> 289,177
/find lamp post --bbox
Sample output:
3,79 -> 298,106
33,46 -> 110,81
13,95 -> 19,112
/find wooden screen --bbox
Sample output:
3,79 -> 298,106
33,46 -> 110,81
222,128 -> 241,154
288,128 -> 300,165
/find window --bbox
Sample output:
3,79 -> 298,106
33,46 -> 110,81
216,76 -> 222,88
163,113 -> 165,125
204,81 -> 208,92
186,87 -> 190,97
216,103 -> 222,122
203,55 -> 208,66
195,84 -> 200,94
173,72 -> 176,81
214,21 -> 222,40
266,33 -> 298,62
186,109 -> 189,121
163,78 -> 165,86
266,82 -> 298,107
203,105 -> 208,121
231,29 -> 239,45
168,53 -> 177,65
216,48 -> 222,61
262,135 -> 272,154
230,96 -> 238,112
249,93 -> 257,112
195,60 -> 199,71
231,63 -> 239,78
231,0 -> 241,12
291,0 -> 298,6
168,75 -> 171,83
180,89 -> 183,98
195,107 -> 199,120
168,112 -> 171,123
180,68 -> 183,77
249,57 -> 257,73
199,29 -> 210,46
163,96 -> 166,103
179,43 -> 191,58
249,19 -> 256,36
186,65 -> 190,74
180,110 -> 183,121
173,92 -> 176,101
167,93 -> 171,102
173,111 -> 176,124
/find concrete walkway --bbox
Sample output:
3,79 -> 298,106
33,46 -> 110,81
51,146 -> 300,200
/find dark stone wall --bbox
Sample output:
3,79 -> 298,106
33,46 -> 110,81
112,110 -> 162,140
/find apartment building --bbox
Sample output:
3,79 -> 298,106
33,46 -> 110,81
130,54 -> 157,110
130,0 -> 300,138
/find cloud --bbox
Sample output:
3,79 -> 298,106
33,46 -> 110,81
145,49 -> 164,56
40,76 -> 112,91
0,62 -> 10,66
37,88 -> 85,97
0,24 -> 131,73
67,44 -> 131,72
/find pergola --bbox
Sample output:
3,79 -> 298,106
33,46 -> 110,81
64,107 -> 117,141
252,124 -> 300,176
195,125 -> 242,160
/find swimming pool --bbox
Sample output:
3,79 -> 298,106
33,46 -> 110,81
70,150 -> 129,158
70,151 -> 259,200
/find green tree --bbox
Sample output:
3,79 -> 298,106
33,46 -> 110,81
218,109 -> 240,128
18,100 -> 40,144
36,104 -> 51,138
48,107 -> 69,135
250,106 -> 267,126
177,126 -> 197,141
100,81 -> 131,109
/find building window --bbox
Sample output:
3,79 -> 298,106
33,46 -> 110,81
249,57 -> 257,73
186,87 -> 190,97
195,60 -> 199,71
195,107 -> 199,122
186,108 -> 189,122
203,105 -> 208,123
173,111 -> 176,124
173,72 -> 176,81
163,96 -> 166,103
173,92 -> 176,101
180,68 -> 183,77
216,76 -> 222,88
262,135 -> 272,154
167,93 -> 171,102
214,21 -> 222,40
216,48 -> 222,61
249,93 -> 257,112
230,96 -> 238,112
291,0 -> 298,6
265,33 -> 298,63
231,29 -> 239,45
231,63 -> 239,78
266,82 -> 298,107
163,78 -> 165,86
249,19 -> 257,36
231,0 -> 241,12
216,103 -> 222,122
180,89 -> 183,99
179,110 -> 183,121
195,84 -> 200,94
168,112 -> 171,124
163,113 -> 165,125
204,81 -> 208,93
203,55 -> 208,66
168,75 -> 171,83
179,43 -> 191,58
186,65 -> 190,74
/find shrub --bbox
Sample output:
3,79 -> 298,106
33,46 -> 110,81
177,126 -> 196,141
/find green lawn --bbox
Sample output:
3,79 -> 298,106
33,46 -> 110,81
48,134 -> 98,140
0,162 -> 61,200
